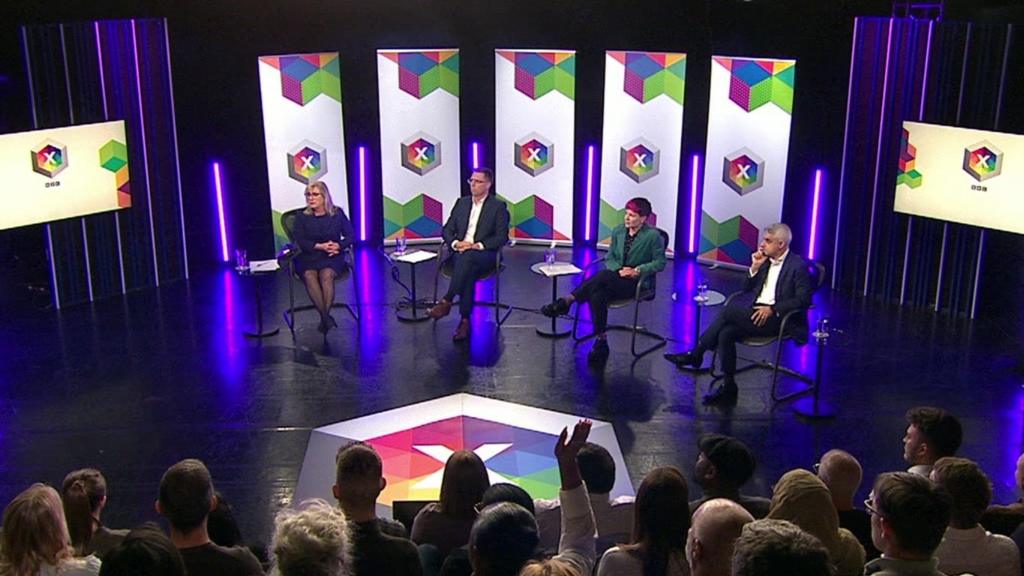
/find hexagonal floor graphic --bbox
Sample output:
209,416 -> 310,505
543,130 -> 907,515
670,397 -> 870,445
292,394 -> 633,517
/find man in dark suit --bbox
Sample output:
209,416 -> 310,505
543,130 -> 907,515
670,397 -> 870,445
427,167 -> 510,341
665,223 -> 812,405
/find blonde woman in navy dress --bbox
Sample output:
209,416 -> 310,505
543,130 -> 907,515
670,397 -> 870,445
292,181 -> 354,333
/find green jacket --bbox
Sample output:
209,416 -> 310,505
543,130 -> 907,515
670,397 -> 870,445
605,225 -> 666,289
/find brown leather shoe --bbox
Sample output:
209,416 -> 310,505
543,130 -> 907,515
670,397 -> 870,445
453,318 -> 470,341
427,298 -> 452,319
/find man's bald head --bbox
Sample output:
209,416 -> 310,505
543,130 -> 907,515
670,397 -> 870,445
688,498 -> 754,576
817,449 -> 862,509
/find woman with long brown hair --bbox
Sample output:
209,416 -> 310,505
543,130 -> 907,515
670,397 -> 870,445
411,450 -> 491,558
62,469 -> 127,559
0,484 -> 101,576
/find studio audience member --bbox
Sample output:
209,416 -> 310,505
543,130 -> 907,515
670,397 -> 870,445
730,519 -> 831,576
469,420 -> 596,576
981,451 -> 1024,536
412,450 -> 490,558
815,450 -> 880,559
156,459 -> 263,576
62,469 -> 128,560
766,469 -> 864,576
0,483 -> 102,576
438,484 -> 537,576
688,434 -> 770,519
98,523 -> 186,576
269,499 -> 351,576
597,466 -> 690,576
929,457 -> 1019,576
208,491 -> 270,570
535,442 -> 634,553
864,472 -> 951,576
686,499 -> 754,576
902,407 -> 962,477
331,442 -> 421,576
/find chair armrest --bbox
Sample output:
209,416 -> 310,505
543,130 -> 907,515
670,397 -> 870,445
776,307 -> 806,339
581,257 -> 608,274
722,290 -> 747,307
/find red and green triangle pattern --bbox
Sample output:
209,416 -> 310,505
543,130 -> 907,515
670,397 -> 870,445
699,212 -> 760,264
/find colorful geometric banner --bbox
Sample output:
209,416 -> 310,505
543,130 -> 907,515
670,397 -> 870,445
700,56 -> 796,267
378,49 -> 461,243
495,50 -> 576,243
258,52 -> 349,249
599,51 -> 686,253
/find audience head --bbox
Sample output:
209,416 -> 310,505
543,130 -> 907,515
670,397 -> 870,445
271,499 -> 351,576
731,519 -> 832,576
1015,452 -> 1024,494
576,442 -> 616,495
440,450 -> 490,519
687,499 -> 754,576
766,469 -> 843,558
332,442 -> 385,509
903,406 -> 962,466
869,472 -> 951,560
469,502 -> 539,576
518,557 -> 582,576
695,434 -> 757,493
930,457 -> 991,529
630,467 -> 690,571
0,484 -> 74,575
207,490 -> 243,547
157,459 -> 215,534
99,523 -> 186,576
815,450 -> 862,510
479,483 -> 536,517
61,468 -> 109,554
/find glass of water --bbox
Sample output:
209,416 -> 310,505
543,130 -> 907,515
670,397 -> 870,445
235,249 -> 248,272
544,247 -> 556,265
396,235 -> 407,255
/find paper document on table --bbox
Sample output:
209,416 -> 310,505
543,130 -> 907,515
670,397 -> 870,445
538,263 -> 582,277
394,250 -> 437,264
249,259 -> 280,272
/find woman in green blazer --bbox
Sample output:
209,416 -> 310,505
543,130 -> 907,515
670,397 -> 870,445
541,197 -> 666,358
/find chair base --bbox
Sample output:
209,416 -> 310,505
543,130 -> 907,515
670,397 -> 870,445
284,302 -> 360,336
425,300 -> 513,327
710,356 -> 816,402
572,322 -> 667,359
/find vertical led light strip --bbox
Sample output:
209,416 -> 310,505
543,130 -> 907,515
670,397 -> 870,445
833,19 -> 861,290
864,17 -> 895,296
472,142 -> 480,170
808,169 -> 823,261
163,19 -> 189,279
585,145 -> 595,242
213,162 -> 229,262
359,146 -> 367,242
132,19 -> 160,285
688,154 -> 701,254
95,21 -> 126,295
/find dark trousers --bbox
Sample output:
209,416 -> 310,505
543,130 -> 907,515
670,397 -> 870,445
571,269 -> 638,335
698,303 -> 782,376
443,249 -> 497,318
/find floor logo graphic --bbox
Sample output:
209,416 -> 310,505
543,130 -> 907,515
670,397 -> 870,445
514,133 -> 554,177
32,139 -> 68,178
722,148 -> 765,195
620,138 -> 660,184
288,141 -> 328,185
401,132 -> 441,176
962,140 -> 1003,182
292,394 -> 632,514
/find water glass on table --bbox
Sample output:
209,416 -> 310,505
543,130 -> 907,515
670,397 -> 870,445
395,236 -> 408,256
235,249 -> 248,272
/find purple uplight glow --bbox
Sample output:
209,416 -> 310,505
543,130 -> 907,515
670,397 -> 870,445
213,162 -> 229,262
585,145 -> 596,242
359,146 -> 367,242
472,142 -> 480,170
808,169 -> 823,261
688,154 -> 701,254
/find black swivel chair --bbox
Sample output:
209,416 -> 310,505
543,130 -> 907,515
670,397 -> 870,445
710,261 -> 827,401
279,208 -> 360,336
431,241 -> 513,326
570,228 -> 670,359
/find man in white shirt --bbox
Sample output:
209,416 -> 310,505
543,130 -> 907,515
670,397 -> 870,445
427,168 -> 510,341
665,223 -> 812,405
902,406 -> 962,478
930,457 -> 1020,576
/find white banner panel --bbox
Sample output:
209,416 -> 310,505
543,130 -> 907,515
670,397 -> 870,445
258,52 -> 349,249
0,120 -> 129,231
495,49 -> 576,243
700,56 -> 795,266
378,49 -> 461,243
896,121 -> 1024,234
599,51 -> 686,253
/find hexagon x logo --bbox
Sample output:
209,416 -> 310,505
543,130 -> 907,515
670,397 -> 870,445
514,133 -> 554,177
401,132 -> 442,176
722,148 -> 765,196
619,137 -> 660,184
32,139 -> 68,178
288,140 -> 328,185
962,140 -> 1003,182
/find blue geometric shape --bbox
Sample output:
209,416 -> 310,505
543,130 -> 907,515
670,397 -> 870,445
733,60 -> 770,86
721,238 -> 753,264
517,217 -> 553,239
281,56 -> 318,80
384,220 -> 401,239
406,216 -> 441,238
400,52 -> 437,75
518,53 -> 553,76
625,54 -> 662,78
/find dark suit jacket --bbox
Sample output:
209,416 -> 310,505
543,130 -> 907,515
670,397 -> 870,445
743,251 -> 813,342
441,194 -> 510,252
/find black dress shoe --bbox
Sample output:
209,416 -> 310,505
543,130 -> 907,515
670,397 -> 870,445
588,338 -> 610,359
453,318 -> 470,342
665,350 -> 702,368
702,381 -> 739,405
317,317 -> 329,334
327,314 -> 338,329
541,298 -> 571,318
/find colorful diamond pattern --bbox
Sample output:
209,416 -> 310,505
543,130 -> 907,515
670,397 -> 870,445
610,51 -> 686,105
962,140 -> 1003,182
260,53 -> 342,106
99,139 -> 131,207
31,139 -> 67,178
383,51 -> 459,99
713,57 -> 795,114
401,132 -> 442,176
619,137 -> 660,184
699,212 -> 760,264
896,128 -> 923,188
384,194 -> 444,240
498,51 -> 576,101
498,194 -> 570,241
722,148 -> 765,196
287,140 -> 328,185
514,133 -> 554,177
